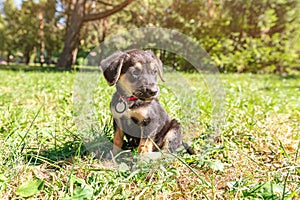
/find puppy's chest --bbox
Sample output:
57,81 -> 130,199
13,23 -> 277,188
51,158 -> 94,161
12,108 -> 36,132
111,100 -> 151,122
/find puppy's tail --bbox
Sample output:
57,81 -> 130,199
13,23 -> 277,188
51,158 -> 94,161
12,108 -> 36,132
182,141 -> 195,155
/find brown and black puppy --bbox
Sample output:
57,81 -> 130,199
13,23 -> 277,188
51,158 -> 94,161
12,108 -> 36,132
100,49 -> 194,156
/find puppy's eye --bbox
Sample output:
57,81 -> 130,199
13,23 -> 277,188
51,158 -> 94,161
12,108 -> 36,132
132,69 -> 141,77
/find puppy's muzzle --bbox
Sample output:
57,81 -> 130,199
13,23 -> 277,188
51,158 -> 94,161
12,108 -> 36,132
133,85 -> 158,100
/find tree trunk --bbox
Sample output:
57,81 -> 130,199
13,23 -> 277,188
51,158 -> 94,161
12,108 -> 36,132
46,51 -> 52,65
25,51 -> 30,65
7,51 -> 11,65
56,0 -> 85,69
206,0 -> 215,18
92,18 -> 108,61
55,0 -> 133,70
38,5 -> 45,67
72,47 -> 78,65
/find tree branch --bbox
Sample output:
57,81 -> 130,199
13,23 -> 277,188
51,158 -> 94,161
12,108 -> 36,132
96,0 -> 114,7
83,0 -> 134,22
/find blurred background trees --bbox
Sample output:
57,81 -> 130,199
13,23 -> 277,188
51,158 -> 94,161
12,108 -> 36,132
0,0 -> 299,73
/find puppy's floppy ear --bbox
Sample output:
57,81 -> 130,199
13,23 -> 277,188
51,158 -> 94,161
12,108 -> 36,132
145,50 -> 165,82
100,51 -> 129,86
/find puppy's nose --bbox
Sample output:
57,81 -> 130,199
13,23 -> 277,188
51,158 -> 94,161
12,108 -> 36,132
146,88 -> 158,96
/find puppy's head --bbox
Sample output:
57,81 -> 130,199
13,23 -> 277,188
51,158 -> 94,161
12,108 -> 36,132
100,49 -> 164,101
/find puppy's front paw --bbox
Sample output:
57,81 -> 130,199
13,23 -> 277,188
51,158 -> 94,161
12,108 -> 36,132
138,139 -> 153,155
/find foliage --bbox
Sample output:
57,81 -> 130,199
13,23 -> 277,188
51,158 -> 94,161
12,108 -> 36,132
0,0 -> 300,73
1,0 -> 62,64
16,179 -> 44,197
1,0 -> 18,57
159,0 -> 300,73
43,0 -> 64,63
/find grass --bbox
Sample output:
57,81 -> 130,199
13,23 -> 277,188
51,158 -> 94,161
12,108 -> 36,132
0,66 -> 299,199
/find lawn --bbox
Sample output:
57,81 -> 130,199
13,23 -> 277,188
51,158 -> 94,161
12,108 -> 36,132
0,66 -> 299,199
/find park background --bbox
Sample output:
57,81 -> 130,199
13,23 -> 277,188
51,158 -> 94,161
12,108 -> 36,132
0,0 -> 299,199
1,0 -> 300,73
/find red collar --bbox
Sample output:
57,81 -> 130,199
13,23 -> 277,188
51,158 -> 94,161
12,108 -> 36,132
120,95 -> 138,102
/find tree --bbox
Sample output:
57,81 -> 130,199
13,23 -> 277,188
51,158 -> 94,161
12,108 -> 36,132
2,0 -> 43,64
41,0 -> 62,65
55,0 -> 133,70
2,0 -> 19,63
0,13 -> 5,58
38,0 -> 46,66
17,0 -> 39,64
160,0 -> 300,73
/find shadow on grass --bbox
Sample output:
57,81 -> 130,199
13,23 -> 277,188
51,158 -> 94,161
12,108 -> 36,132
261,85 -> 300,91
0,64 -> 66,72
257,74 -> 300,91
277,74 -> 300,80
0,64 -> 100,73
25,135 -> 114,166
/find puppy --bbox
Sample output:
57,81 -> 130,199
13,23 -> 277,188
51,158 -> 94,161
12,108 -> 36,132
100,49 -> 194,156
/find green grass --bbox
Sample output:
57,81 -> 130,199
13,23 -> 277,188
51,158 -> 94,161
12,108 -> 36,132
0,66 -> 299,199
